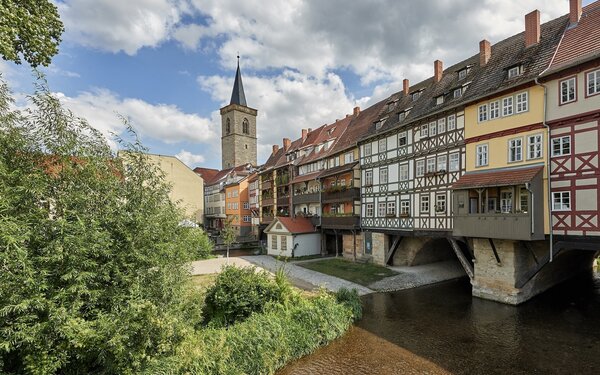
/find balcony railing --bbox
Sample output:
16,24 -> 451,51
261,197 -> 275,206
321,187 -> 360,203
453,212 -> 543,241
277,196 -> 290,206
292,192 -> 320,205
321,215 -> 360,229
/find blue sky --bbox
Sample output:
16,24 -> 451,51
1,0 -> 592,170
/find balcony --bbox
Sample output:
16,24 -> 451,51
322,187 -> 360,204
453,212 -> 543,241
292,192 -> 320,205
321,215 -> 360,229
277,195 -> 290,206
261,215 -> 274,224
261,197 -> 274,206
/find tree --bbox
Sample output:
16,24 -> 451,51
0,76 -> 210,374
0,0 -> 64,67
220,217 -> 237,260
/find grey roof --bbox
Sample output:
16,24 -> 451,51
230,61 -> 247,106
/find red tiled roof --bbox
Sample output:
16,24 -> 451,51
290,171 -> 321,184
193,167 -> 220,183
274,216 -> 316,234
452,165 -> 543,190
549,2 -> 600,71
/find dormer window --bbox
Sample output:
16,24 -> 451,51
436,95 -> 444,105
398,107 -> 411,122
411,91 -> 421,101
507,65 -> 523,79
386,101 -> 397,112
458,69 -> 468,80
453,88 -> 462,98
375,119 -> 385,130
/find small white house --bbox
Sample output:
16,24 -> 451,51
264,217 -> 320,258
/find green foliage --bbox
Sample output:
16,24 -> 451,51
335,288 -> 363,320
0,0 -> 64,67
0,76 -> 209,374
220,218 -> 237,249
202,266 -> 290,327
145,290 -> 355,375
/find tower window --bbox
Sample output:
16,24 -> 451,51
245,144 -> 248,149
226,118 -> 231,134
243,118 -> 249,134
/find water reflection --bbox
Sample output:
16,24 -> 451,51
280,271 -> 600,374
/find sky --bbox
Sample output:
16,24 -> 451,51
0,0 -> 593,170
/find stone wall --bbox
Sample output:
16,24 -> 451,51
371,232 -> 388,265
342,233 -> 364,259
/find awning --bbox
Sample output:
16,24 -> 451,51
290,171 -> 321,184
452,165 -> 543,190
317,162 -> 358,179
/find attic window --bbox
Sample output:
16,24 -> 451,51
386,101 -> 396,111
436,95 -> 444,105
453,88 -> 462,98
507,65 -> 523,79
398,108 -> 411,122
375,119 -> 385,130
411,91 -> 421,101
328,127 -> 336,135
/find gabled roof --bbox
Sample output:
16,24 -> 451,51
193,167 -> 220,183
264,216 -> 317,234
230,60 -> 247,106
330,99 -> 387,154
452,164 -> 543,190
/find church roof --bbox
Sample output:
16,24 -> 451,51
230,59 -> 247,106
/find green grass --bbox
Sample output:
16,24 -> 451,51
274,254 -> 327,262
298,258 -> 398,286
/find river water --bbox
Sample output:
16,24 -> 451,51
280,271 -> 600,374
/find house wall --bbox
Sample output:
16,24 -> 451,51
293,233 -> 321,257
546,67 -> 600,122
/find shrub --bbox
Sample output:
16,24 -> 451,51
202,266 -> 290,327
335,288 -> 363,320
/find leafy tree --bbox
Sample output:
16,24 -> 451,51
220,217 -> 237,259
0,76 -> 209,374
0,0 -> 64,67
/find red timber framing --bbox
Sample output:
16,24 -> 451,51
549,109 -> 600,236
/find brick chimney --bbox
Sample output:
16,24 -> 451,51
272,144 -> 279,154
570,0 -> 582,23
403,79 -> 410,95
479,39 -> 491,66
283,138 -> 291,150
525,10 -> 540,47
308,128 -> 312,132
353,106 -> 360,116
301,129 -> 307,141
434,60 -> 443,82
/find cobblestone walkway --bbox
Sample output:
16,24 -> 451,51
369,260 -> 467,291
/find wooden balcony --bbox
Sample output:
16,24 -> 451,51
261,197 -> 274,206
277,196 -> 290,206
321,187 -> 360,203
321,215 -> 360,229
292,192 -> 320,205
453,212 -> 543,241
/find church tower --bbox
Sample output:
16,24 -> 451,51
220,57 -> 258,169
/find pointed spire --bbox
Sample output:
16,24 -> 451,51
230,55 -> 247,106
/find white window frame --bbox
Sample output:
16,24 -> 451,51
587,69 -> 600,96
243,202 -> 250,209
281,236 -> 287,251
508,66 -> 521,79
378,202 -> 386,217
386,201 -> 396,216
436,95 -> 444,105
364,143 -> 372,156
478,104 -> 488,122
502,96 -> 513,116
378,138 -> 387,152
458,69 -> 467,80
516,91 -> 528,113
500,190 -> 513,213
476,144 -> 488,167
399,163 -> 409,181
429,121 -> 437,137
416,160 -> 425,177
552,191 -> 571,211
449,153 -> 460,172
365,170 -> 373,185
438,118 -> 446,133
344,152 -> 354,164
527,134 -> 543,160
436,194 -> 447,213
272,235 -> 278,250
551,136 -> 571,157
489,101 -> 500,119
560,77 -> 576,104
447,114 -> 456,130
379,167 -> 388,184
400,200 -> 410,215
453,88 -> 462,98
437,155 -> 447,172
366,203 -> 374,217
426,158 -> 436,173
508,138 -> 523,162
420,195 -> 430,213
421,124 -> 428,138
398,131 -> 407,146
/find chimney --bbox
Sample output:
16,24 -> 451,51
525,10 -> 540,47
434,60 -> 443,82
308,128 -> 312,132
301,128 -> 307,141
353,106 -> 360,116
479,39 -> 491,66
283,138 -> 291,150
272,144 -> 279,154
570,0 -> 582,23
403,79 -> 410,95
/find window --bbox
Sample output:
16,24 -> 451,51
420,195 -> 430,213
478,104 -> 488,122
399,164 -> 409,181
552,191 -> 571,211
527,134 -> 543,159
508,138 -> 523,162
453,88 -> 462,98
560,77 -> 576,104
587,69 -> 600,96
365,170 -> 373,185
429,122 -> 437,137
242,118 -> 250,134
476,144 -> 488,167
426,158 -> 436,173
447,114 -> 456,130
516,92 -> 528,113
421,124 -> 428,138
489,101 -> 499,119
458,68 -> 468,80
500,190 -> 513,213
271,235 -> 277,250
226,118 -> 231,134
378,202 -> 386,217
378,139 -> 387,152
552,136 -> 571,157
364,143 -> 372,156
519,188 -> 529,213
400,201 -> 410,215
398,111 -> 406,121
436,95 -> 444,105
508,66 -> 521,79
243,202 -> 250,209
502,96 -> 513,116
387,201 -> 396,216
281,236 -> 287,251
398,131 -> 407,146
243,215 -> 251,222
437,155 -> 447,172
436,194 -> 446,213
416,160 -> 425,177
412,91 -> 420,101
344,152 -> 354,164
379,167 -> 388,184
487,198 -> 497,212
438,118 -> 446,133
375,119 -> 384,130
366,203 -> 374,217
449,153 -> 460,172
329,157 -> 339,168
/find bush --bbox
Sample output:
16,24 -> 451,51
335,288 -> 363,320
202,266 -> 290,327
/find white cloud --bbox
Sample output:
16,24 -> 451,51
175,149 -> 206,168
55,88 -> 218,149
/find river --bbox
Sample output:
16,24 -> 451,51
279,271 -> 600,374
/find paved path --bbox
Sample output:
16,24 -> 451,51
189,256 -> 256,275
369,260 -> 467,291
